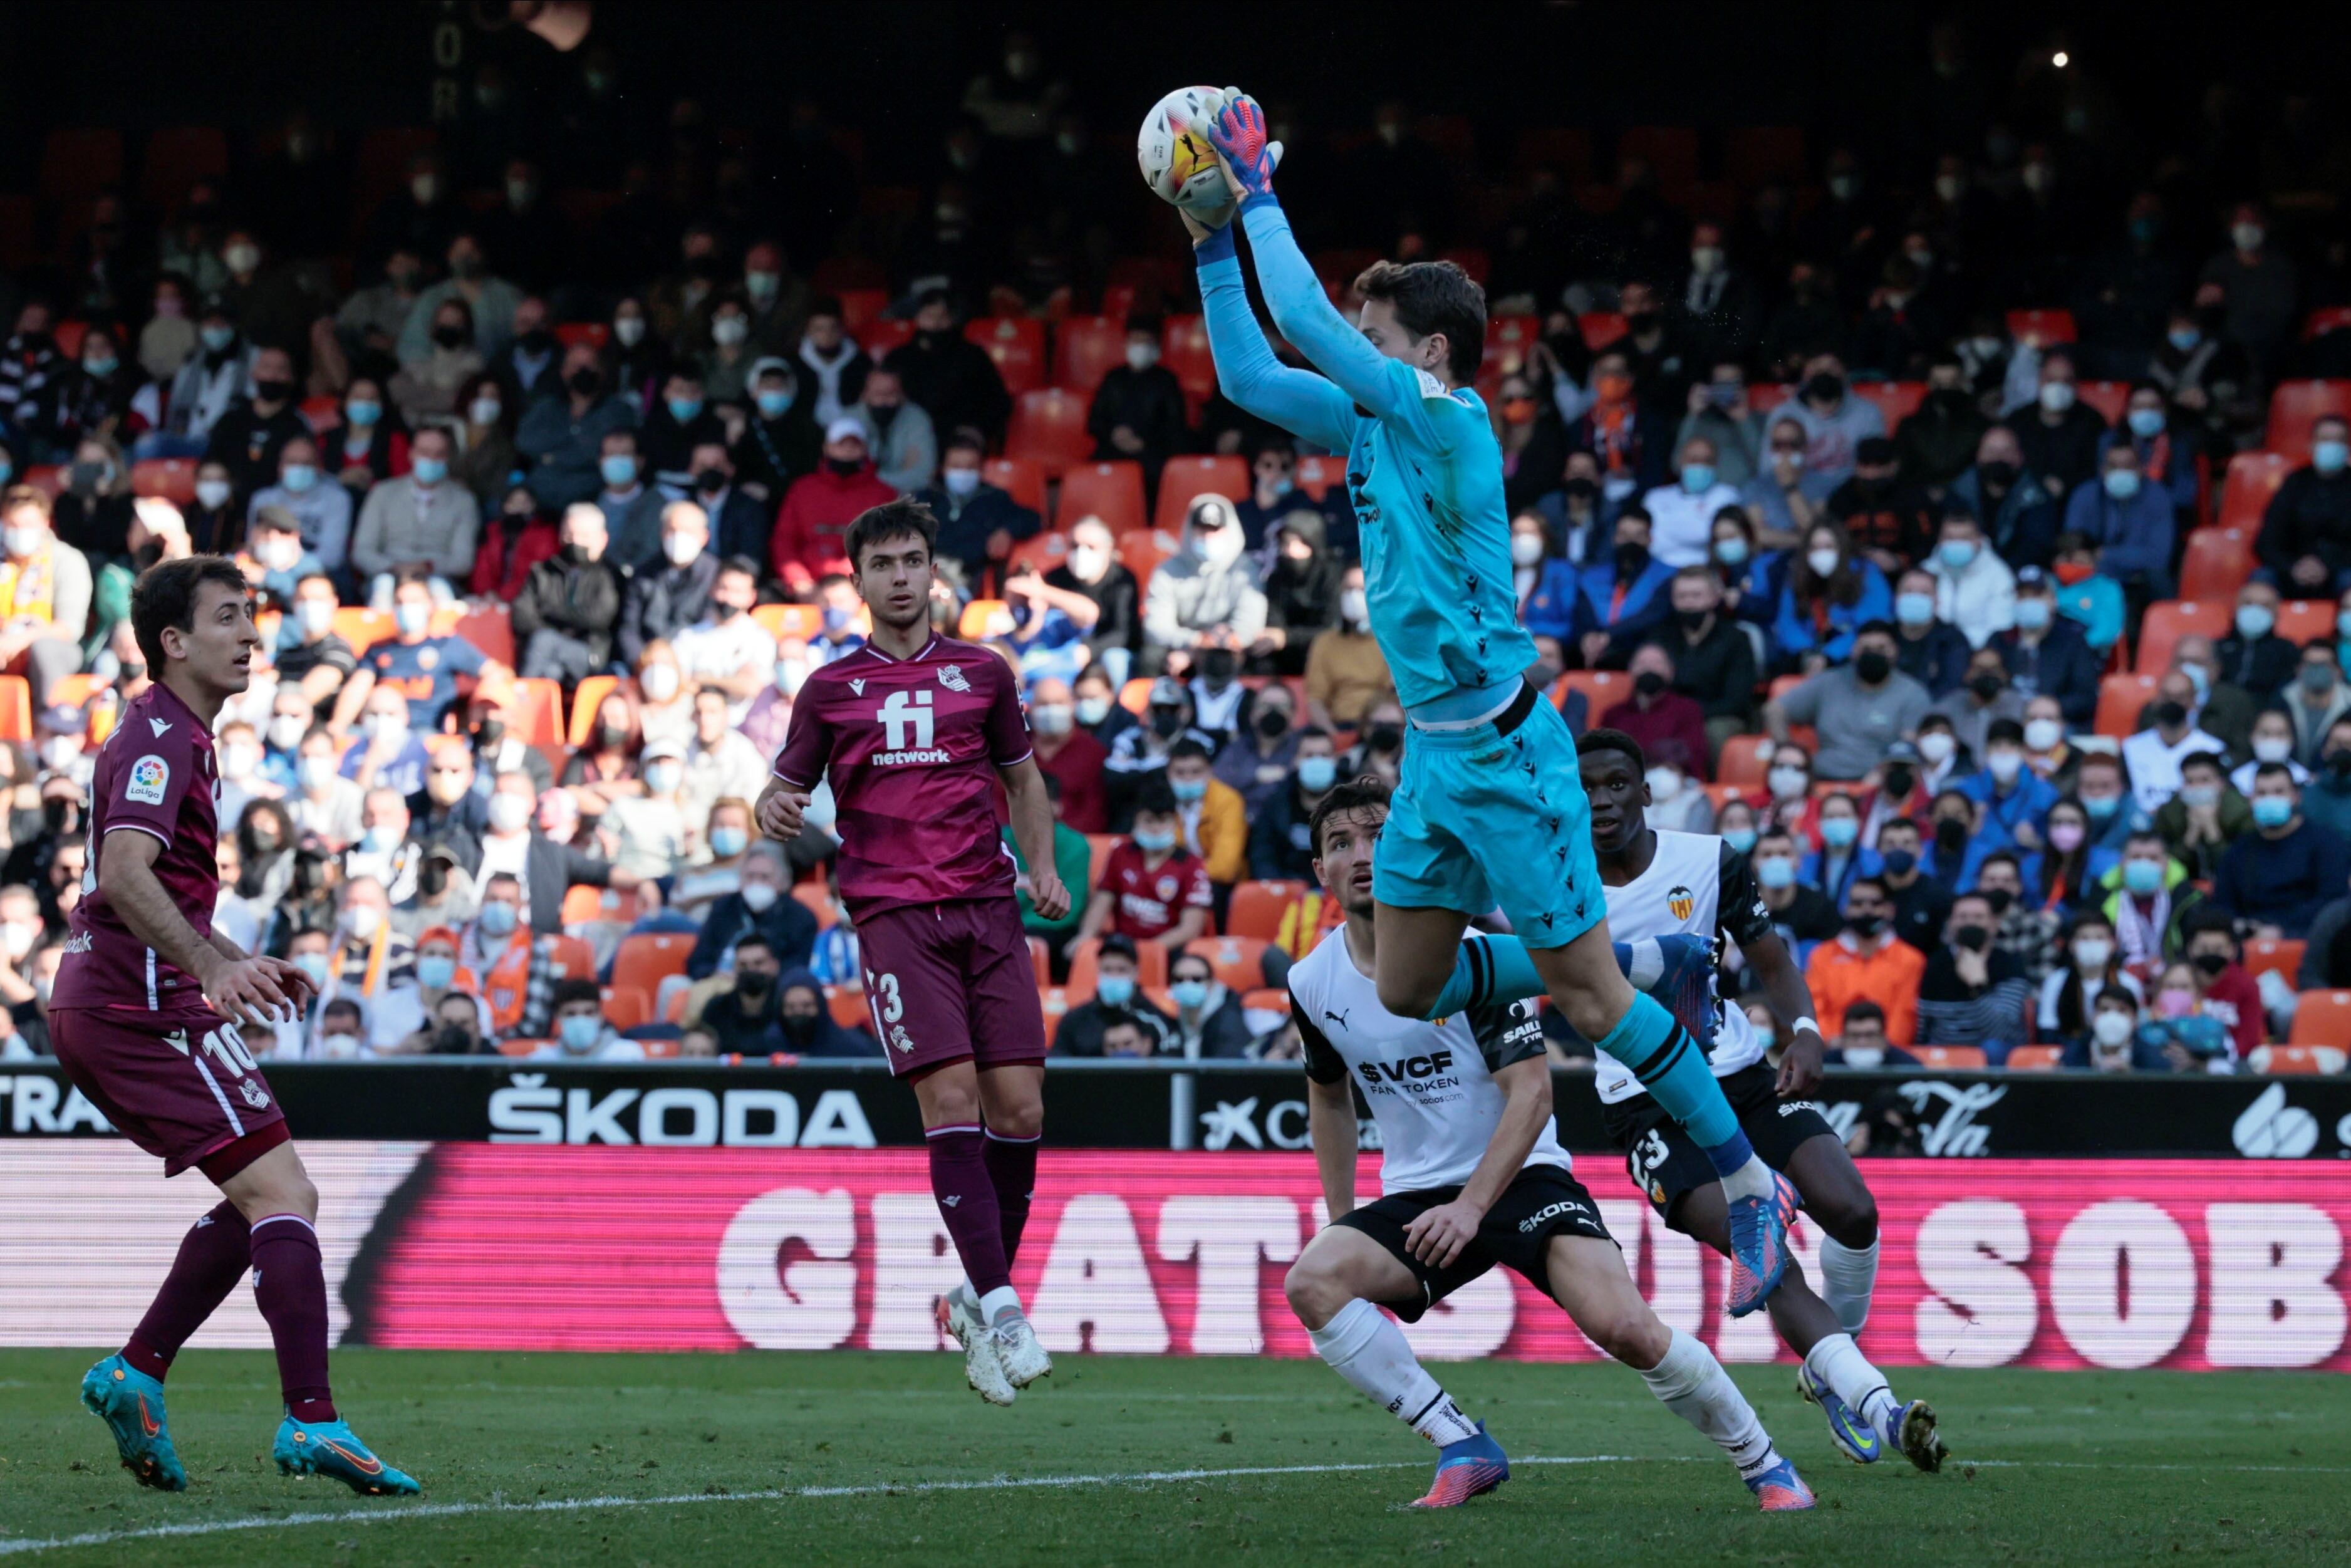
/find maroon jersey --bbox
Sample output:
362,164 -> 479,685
1098,840 -> 1213,942
51,680 -> 222,1019
772,635 -> 1034,918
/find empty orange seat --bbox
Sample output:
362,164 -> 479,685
791,883 -> 837,931
982,455 -> 1046,513
965,315 -> 1046,395
1005,530 -> 1069,577
0,675 -> 29,740
1558,668 -> 1632,714
2094,672 -> 2159,738
2268,381 -> 2351,459
1911,1045 -> 1988,1070
958,599 -> 1015,639
1161,314 -> 1215,403
2252,1043 -> 2347,1074
1086,833 -> 1118,888
553,322 -> 610,351
2134,601 -> 2231,674
1715,734 -> 1775,787
1854,381 -> 1926,429
1185,935 -> 1271,992
2179,527 -> 2255,601
560,884 -> 621,927
452,605 -> 514,666
601,985 -> 652,1032
507,678 -> 566,745
130,457 -> 199,505
1005,389 -> 1094,476
834,289 -> 888,338
2278,600 -> 2335,646
1227,880 -> 1308,941
1054,314 -> 1128,396
1153,454 -> 1249,532
2006,308 -> 2077,345
1579,310 -> 1627,350
2243,939 -> 2306,983
1027,937 -> 1051,988
2218,450 -> 2295,531
1485,316 -> 1542,375
828,987 -> 873,1033
2005,1045 -> 2063,1071
751,604 -> 821,641
1295,454 -> 1348,500
2077,380 -> 2130,426
610,932 -> 696,1001
2305,306 -> 2351,341
335,607 -> 393,650
1056,460 -> 1147,535
1117,677 -> 1154,716
2288,989 -> 2351,1047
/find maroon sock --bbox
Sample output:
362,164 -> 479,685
983,1131 -> 1040,1269
926,1125 -> 1010,1297
123,1202 -> 252,1381
248,1215 -> 336,1424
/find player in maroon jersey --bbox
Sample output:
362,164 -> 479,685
760,497 -> 1068,1405
52,556 -> 418,1497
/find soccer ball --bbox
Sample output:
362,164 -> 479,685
1137,86 -> 1233,218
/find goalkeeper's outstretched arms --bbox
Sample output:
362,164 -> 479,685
1190,202 -> 1354,455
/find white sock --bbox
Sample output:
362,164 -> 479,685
1803,1331 -> 1898,1431
1718,1156 -> 1774,1204
1816,1236 -> 1879,1336
953,1279 -> 980,1313
980,1285 -> 1024,1325
1309,1298 -> 1480,1447
1639,1328 -> 1778,1479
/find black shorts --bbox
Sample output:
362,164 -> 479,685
1331,1163 -> 1613,1323
1601,1062 -> 1837,1221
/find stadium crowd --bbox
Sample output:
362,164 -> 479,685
4,26 -> 2351,1076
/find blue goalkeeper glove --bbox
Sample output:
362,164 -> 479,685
1203,90 -> 1280,207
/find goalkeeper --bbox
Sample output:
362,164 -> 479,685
1181,90 -> 1792,1313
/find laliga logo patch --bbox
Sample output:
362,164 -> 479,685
125,754 -> 170,806
1666,884 -> 1695,922
938,663 -> 970,693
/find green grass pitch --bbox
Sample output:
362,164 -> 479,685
1,1349 -> 2347,1564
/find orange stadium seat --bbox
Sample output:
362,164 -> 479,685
1439,247 -> 1489,284
2217,450 -> 2294,531
2179,527 -> 2255,601
829,987 -> 874,1033
2288,990 -> 2351,1047
1485,316 -> 1542,375
1559,668 -> 1631,714
21,466 -> 61,497
2005,1046 -> 2063,1071
1006,530 -> 1069,577
1294,454 -> 1347,501
497,1039 -> 541,1057
453,606 -> 514,666
508,678 -> 566,745
1086,833 -> 1118,888
334,607 -> 393,649
601,986 -> 652,1032
958,599 -> 1015,638
834,289 -> 888,337
863,318 -> 915,357
2094,673 -> 2159,737
1911,1046 -> 1988,1071
965,314 -> 1046,395
1715,734 -> 1775,788
792,883 -> 837,930
2134,600 -> 2231,674
1852,381 -> 1926,428
2077,381 -> 2130,426
0,675 -> 32,740
1153,454 -> 1249,532
561,885 -> 626,928
1066,937 -> 1166,1004
553,322 -> 609,351
1005,389 -> 1094,475
2278,599 -> 2336,646
1579,310 -> 1627,350
1116,525 -> 1174,591
51,321 -> 90,361
610,933 -> 695,1002
2006,308 -> 2077,345
2253,1043 -> 2348,1074
1027,937 -> 1051,987
1748,383 -> 1791,413
1056,460 -> 1146,535
2267,380 -> 2351,459
2243,939 -> 2306,983
130,457 -> 199,505
1161,314 -> 1216,403
2304,306 -> 2351,341
982,455 -> 1046,514
1116,678 -> 1153,717
1186,936 -> 1270,992
1054,314 -> 1128,395
1227,880 -> 1308,941
751,604 -> 821,642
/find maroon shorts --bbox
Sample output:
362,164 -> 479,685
853,897 -> 1047,1077
49,1007 -> 289,1178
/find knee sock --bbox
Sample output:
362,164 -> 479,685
1803,1331 -> 1898,1431
248,1214 -> 335,1424
1308,1299 -> 1480,1446
1425,933 -> 1544,1020
928,1125 -> 1016,1317
1816,1237 -> 1879,1336
982,1129 -> 1040,1269
123,1202 -> 252,1381
1594,995 -> 1770,1200
1639,1328 -> 1778,1480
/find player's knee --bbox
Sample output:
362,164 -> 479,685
1374,969 -> 1441,1022
987,1101 -> 1043,1141
1283,1259 -> 1348,1329
1816,1188 -> 1879,1250
1588,1304 -> 1668,1368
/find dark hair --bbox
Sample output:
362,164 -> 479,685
2180,906 -> 2237,943
944,424 -> 988,457
322,998 -> 364,1027
2253,761 -> 2298,788
1132,773 -> 1177,819
2179,749 -> 2226,777
1843,999 -> 1886,1029
132,554 -> 251,675
1985,718 -> 2025,747
733,930 -> 774,960
845,497 -> 938,571
718,554 -> 762,584
1854,618 -> 1897,643
1098,932 -> 1139,963
1166,737 -> 1212,766
552,977 -> 601,1010
1576,726 -> 1647,771
1352,259 -> 1487,383
1309,773 -> 1392,858
806,294 -> 844,322
1847,875 -> 1889,901
1876,815 -> 1919,839
1980,849 -> 2021,875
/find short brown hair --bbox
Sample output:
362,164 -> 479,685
845,496 -> 938,572
1353,259 -> 1487,383
0,484 -> 52,520
1309,774 -> 1393,859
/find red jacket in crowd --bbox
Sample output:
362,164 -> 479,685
772,461 -> 895,591
470,513 -> 563,601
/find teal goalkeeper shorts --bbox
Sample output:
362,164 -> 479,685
1374,683 -> 1606,949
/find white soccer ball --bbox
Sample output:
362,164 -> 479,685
1137,86 -> 1233,217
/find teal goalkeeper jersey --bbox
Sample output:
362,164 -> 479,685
1197,204 -> 1536,714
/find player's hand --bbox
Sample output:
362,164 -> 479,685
1204,90 -> 1281,204
260,955 -> 318,1010
758,788 -> 810,843
1403,1197 -> 1483,1268
1776,1026 -> 1825,1099
204,957 -> 294,1029
1023,865 -> 1071,923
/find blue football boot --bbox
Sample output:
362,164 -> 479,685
1795,1361 -> 1884,1464
273,1415 -> 421,1495
1882,1398 -> 1948,1473
1725,1170 -> 1799,1316
80,1354 -> 187,1492
1409,1421 -> 1510,1508
1615,933 -> 1719,1056
1743,1453 -> 1817,1512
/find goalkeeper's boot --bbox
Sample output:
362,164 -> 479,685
1795,1360 -> 1884,1464
1616,933 -> 1720,1056
935,1284 -> 984,1353
81,1354 -> 187,1492
1409,1421 -> 1510,1508
1725,1170 -> 1800,1317
1882,1399 -> 1947,1473
1743,1454 -> 1817,1512
992,1312 -> 1053,1389
273,1415 -> 421,1495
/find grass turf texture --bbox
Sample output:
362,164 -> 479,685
1,1349 -> 2347,1564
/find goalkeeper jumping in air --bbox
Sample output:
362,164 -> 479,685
1181,90 -> 1794,1312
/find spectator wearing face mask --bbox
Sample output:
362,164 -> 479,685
2257,415 -> 2351,600
1797,791 -> 1867,905
1087,316 -> 1188,495
1923,511 -> 2015,648
1820,999 -> 1918,1069
2103,385 -> 2199,524
2209,583 -> 2299,702
2047,530 -> 2127,653
686,846 -> 816,982
2063,442 -> 2174,620
396,232 -> 523,368
1052,933 -> 1176,1056
2301,717 -> 2351,842
1956,719 -> 2060,852
1025,677 -> 1108,833
1776,353 -> 1884,487
2212,763 -> 2351,940
888,291 -> 1012,445
1564,350 -> 1668,507
1914,893 -> 2030,1059
1247,730 -> 1341,881
615,502 -> 718,669
390,295 -> 489,425
1163,738 -> 1246,890
671,559 -> 775,721
244,428 -> 352,575
1143,495 -> 1265,676
1947,425 -> 2058,572
1805,875 -> 1924,1044
1741,418 -> 1834,550
849,366 -> 937,497
1512,510 -> 1579,643
1766,620 -> 1929,782
1972,849 -> 2057,988
0,487 -> 93,708
2072,751 -> 2146,863
1825,437 -> 1936,581
1638,434 -> 1743,569
2198,203 -> 2299,378
772,419 -> 895,590
1869,816 -> 1951,953
1304,564 -> 1394,729
2123,667 -> 2228,814
1165,950 -> 1256,1059
2096,831 -> 2206,970
1991,566 -> 2101,725
518,344 -> 641,510
1598,643 -> 1711,781
2071,987 -> 2152,1072
2040,913 -> 2145,1049
1214,684 -> 1304,821
1643,564 -> 1755,754
338,574 -> 497,736
1770,519 -> 1889,672
732,358 -> 824,501
1077,775 -> 1212,953
1891,355 -> 1990,494
1674,359 -> 1765,491
351,426 -> 479,606
530,977 -> 649,1061
2283,643 -> 2351,767
918,427 -> 1039,588
2007,350 -> 2110,506
1572,508 -> 1676,670
1928,646 -> 2027,772
1042,516 -> 1139,688
1750,827 -> 1842,960
2177,915 -> 2265,1065
1889,566 -> 1970,697
1069,663 -> 1136,750
511,504 -> 625,683
1253,511 -> 1342,678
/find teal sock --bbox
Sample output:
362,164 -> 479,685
1423,935 -> 1544,1019
1596,993 -> 1742,1150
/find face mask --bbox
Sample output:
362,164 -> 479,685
1935,818 -> 1970,857
2021,717 -> 2062,754
1938,541 -> 1978,572
1954,923 -> 1993,950
409,455 -> 450,486
2179,783 -> 2219,810
1170,777 -> 1207,804
667,397 -> 705,426
1882,764 -> 1913,797
1645,766 -> 1683,803
200,324 -> 236,353
1827,175 -> 1857,202
1804,546 -> 1840,578
2245,736 -> 2295,771
1679,463 -> 1716,495
1968,672 -> 2003,701
184,475 -> 233,514
2162,326 -> 2202,355
2149,699 -> 2188,731
1170,979 -> 1209,1012
287,950 -> 331,989
478,792 -> 532,838
1755,855 -> 1796,889
1820,816 -> 1858,848
2252,796 -> 2295,829
612,317 -> 646,348
2302,664 -> 2338,695
1133,826 -> 1176,854
559,1015 -> 601,1052
2053,559 -> 2094,586
1768,766 -> 1809,801
2102,469 -> 2142,502
1723,828 -> 1757,854
413,954 -> 457,990
1880,847 -> 1916,877
2126,407 -> 2166,440
566,368 -> 605,403
2015,598 -> 2052,631
1803,371 -> 1843,405
2316,440 -> 2350,476
712,317 -> 750,348
1510,533 -> 1545,567
645,762 -> 682,796
2233,222 -> 2265,252
1690,246 -> 1724,275
279,464 -> 317,494
347,904 -> 384,941
2080,792 -> 2121,822
1096,974 -> 1136,1008
2038,381 -> 2076,413
1076,695 -> 1111,726
214,739 -> 262,781
730,879 -> 781,916
1713,537 -> 1748,567
1987,749 -> 2023,783
601,454 -> 638,488
1192,524 -> 1242,568
1286,754 -> 1336,794
432,321 -> 472,351
2092,1010 -> 2135,1047
479,898 -> 521,938
1123,340 -> 1161,372
395,602 -> 432,638
223,240 -> 262,274
1340,588 -> 1368,625
1917,731 -> 1955,764
256,712 -> 304,754
1896,591 -> 1935,626
2122,858 -> 2163,895
826,455 -> 863,477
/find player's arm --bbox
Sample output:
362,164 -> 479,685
100,829 -> 294,1027
997,755 -> 1070,922
1294,985 -> 1359,1217
327,663 -> 375,735
1405,1052 -> 1551,1269
758,693 -> 831,843
1720,840 -> 1826,1097
1191,209 -> 1356,454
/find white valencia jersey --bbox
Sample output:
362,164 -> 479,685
1289,926 -> 1567,1194
1591,829 -> 1774,1104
